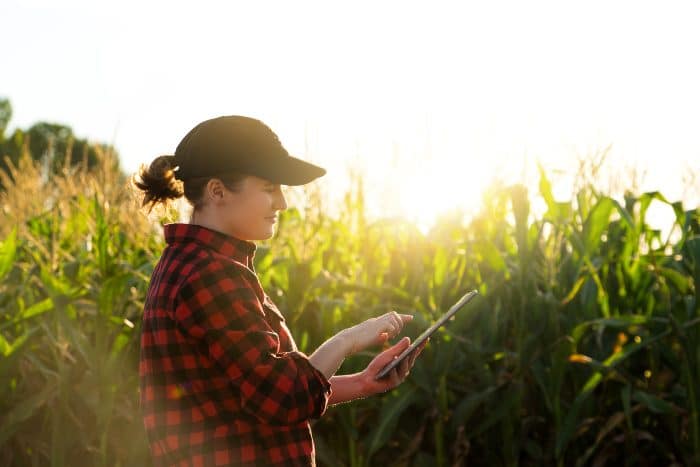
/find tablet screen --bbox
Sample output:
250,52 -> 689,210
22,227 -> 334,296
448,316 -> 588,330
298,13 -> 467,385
374,289 -> 479,380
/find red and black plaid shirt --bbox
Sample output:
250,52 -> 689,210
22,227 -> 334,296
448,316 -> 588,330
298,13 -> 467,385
140,223 -> 332,466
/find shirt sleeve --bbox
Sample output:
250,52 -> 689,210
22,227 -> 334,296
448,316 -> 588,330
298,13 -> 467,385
173,261 -> 331,426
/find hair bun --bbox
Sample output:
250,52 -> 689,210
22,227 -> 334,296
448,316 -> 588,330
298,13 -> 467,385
132,155 -> 184,213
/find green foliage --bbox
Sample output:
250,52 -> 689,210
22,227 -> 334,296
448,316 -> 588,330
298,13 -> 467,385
0,148 -> 698,466
0,98 -> 120,187
0,150 -> 161,466
0,99 -> 12,138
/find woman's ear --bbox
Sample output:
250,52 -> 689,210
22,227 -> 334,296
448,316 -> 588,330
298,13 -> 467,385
205,179 -> 226,202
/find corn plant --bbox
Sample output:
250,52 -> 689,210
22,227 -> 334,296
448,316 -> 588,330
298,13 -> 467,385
1,146 -> 698,466
0,149 -> 163,466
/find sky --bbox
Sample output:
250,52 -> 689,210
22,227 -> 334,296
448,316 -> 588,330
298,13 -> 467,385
2,0 -> 699,231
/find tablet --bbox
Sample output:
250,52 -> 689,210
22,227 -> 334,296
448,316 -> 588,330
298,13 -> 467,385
374,289 -> 479,380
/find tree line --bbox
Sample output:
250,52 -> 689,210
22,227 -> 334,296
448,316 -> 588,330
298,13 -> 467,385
0,97 -> 121,187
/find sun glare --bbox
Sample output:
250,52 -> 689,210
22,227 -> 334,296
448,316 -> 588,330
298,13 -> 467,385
4,1 -> 698,234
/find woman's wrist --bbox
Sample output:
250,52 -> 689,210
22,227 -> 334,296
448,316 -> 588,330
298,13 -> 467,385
337,327 -> 356,356
328,372 -> 374,405
309,329 -> 355,379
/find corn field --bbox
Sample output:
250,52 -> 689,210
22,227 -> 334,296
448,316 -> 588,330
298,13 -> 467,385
1,148 -> 699,466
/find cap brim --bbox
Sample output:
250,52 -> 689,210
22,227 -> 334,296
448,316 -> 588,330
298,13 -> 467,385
251,156 -> 327,186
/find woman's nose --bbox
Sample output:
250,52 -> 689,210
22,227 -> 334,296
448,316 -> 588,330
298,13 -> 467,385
274,189 -> 288,211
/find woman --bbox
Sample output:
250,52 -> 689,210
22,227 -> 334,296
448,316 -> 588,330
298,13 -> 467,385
133,115 -> 425,466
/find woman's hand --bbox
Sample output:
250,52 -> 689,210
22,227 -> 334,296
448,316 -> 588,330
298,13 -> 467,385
358,336 -> 428,396
310,312 -> 411,379
343,312 -> 413,355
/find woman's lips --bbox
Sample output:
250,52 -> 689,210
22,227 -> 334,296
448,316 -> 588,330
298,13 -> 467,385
266,216 -> 277,223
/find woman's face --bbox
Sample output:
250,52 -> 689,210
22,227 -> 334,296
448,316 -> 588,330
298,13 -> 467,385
210,175 -> 288,241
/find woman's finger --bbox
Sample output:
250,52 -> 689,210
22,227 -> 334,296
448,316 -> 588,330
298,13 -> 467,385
396,312 -> 413,329
398,353 -> 411,378
391,312 -> 403,331
412,339 -> 428,358
405,349 -> 416,367
398,314 -> 413,325
387,312 -> 412,331
384,313 -> 400,336
404,339 -> 428,370
388,366 -> 401,387
382,322 -> 398,339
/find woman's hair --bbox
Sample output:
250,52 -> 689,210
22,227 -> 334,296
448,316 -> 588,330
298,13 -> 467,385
132,155 -> 246,214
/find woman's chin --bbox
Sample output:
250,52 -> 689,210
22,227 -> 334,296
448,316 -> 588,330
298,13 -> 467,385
257,225 -> 275,240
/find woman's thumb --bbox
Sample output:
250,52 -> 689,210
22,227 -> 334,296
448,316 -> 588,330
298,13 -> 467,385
371,336 -> 410,368
392,336 -> 410,352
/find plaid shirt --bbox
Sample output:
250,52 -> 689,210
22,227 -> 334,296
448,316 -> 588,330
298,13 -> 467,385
140,223 -> 332,466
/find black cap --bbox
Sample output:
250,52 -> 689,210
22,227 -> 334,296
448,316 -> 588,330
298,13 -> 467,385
173,115 -> 326,185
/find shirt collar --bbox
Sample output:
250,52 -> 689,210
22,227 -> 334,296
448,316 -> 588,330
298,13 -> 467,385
163,223 -> 257,268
